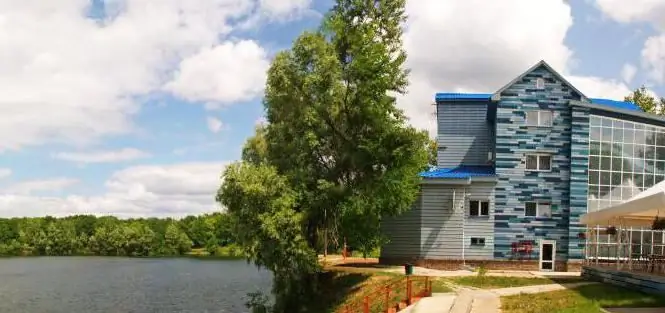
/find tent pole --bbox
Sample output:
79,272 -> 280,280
595,225 -> 599,265
629,226 -> 633,270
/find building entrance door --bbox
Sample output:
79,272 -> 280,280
539,240 -> 556,271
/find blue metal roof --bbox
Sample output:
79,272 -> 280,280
435,92 -> 643,112
590,98 -> 642,112
420,165 -> 496,179
435,93 -> 492,102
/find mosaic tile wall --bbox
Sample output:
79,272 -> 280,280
493,66 -> 582,260
568,106 -> 590,260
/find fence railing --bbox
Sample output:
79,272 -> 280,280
338,276 -> 433,313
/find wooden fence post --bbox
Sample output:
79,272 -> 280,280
384,286 -> 391,313
406,276 -> 412,305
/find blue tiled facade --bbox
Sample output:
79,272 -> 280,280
493,66 -> 578,260
568,106 -> 591,259
417,60 -> 665,265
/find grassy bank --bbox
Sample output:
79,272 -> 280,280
185,246 -> 245,259
319,259 -> 452,313
501,283 -> 665,313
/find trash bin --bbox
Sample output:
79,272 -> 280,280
404,263 -> 413,275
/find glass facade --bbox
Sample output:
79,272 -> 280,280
588,115 -> 665,212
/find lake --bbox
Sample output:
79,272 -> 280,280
0,257 -> 272,313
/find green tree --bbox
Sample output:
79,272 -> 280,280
218,163 -> 317,312
218,0 -> 428,311
164,222 -> 192,255
242,125 -> 269,165
428,138 -> 437,167
625,85 -> 665,115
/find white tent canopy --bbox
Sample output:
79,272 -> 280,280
580,179 -> 665,226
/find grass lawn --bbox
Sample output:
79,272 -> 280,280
431,278 -> 454,293
501,283 -> 665,313
447,276 -> 586,289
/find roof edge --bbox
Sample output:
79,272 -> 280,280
492,60 -> 588,102
570,100 -> 665,124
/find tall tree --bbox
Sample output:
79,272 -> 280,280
218,0 -> 428,311
428,139 -> 437,167
625,85 -> 665,115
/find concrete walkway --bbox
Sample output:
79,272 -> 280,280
400,293 -> 455,313
384,266 -> 581,278
404,282 -> 596,313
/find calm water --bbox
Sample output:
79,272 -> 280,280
0,257 -> 272,313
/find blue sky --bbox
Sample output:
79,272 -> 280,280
1,0 -> 665,217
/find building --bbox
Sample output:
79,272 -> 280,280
380,60 -> 665,271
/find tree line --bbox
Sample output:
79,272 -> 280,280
0,213 -> 235,257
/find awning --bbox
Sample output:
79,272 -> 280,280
580,180 -> 665,226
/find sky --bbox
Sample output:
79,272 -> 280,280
1,0 -> 665,218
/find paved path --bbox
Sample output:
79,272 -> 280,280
406,282 -> 597,313
384,266 -> 581,278
400,293 -> 455,313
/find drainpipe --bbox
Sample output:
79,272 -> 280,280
462,188 -> 467,267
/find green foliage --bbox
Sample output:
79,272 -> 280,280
625,85 -> 665,115
0,213 -> 235,257
476,264 -> 488,277
428,139 -> 437,167
218,1 -> 427,312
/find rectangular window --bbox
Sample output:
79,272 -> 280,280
470,237 -> 485,246
525,202 -> 552,218
525,154 -> 551,171
469,200 -> 489,217
526,111 -> 553,127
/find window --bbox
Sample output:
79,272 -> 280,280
526,154 -> 551,171
525,202 -> 552,218
536,77 -> 545,89
469,200 -> 490,217
525,110 -> 553,127
470,237 -> 485,246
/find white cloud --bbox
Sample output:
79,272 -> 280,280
0,0 -> 307,152
595,0 -> 665,30
567,76 -> 632,100
4,178 -> 79,196
259,0 -> 311,18
0,168 -> 12,179
399,0 -> 633,134
593,0 -> 665,84
0,162 -> 228,218
642,35 -> 665,83
53,148 -> 151,163
206,116 -> 225,133
164,41 -> 270,107
621,63 -> 638,84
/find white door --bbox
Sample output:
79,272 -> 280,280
539,240 -> 556,271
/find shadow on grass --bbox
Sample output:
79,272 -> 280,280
308,271 -> 373,313
572,283 -> 665,308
